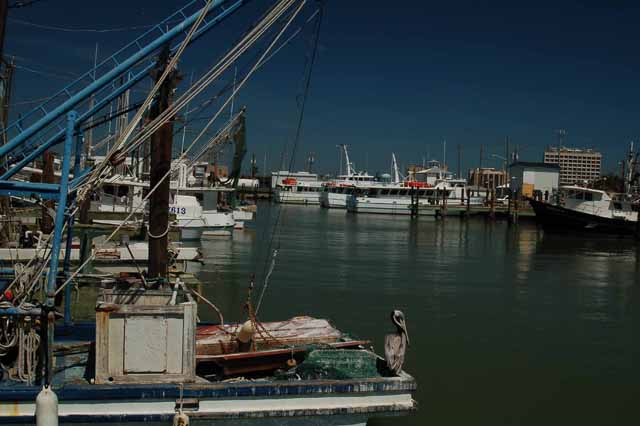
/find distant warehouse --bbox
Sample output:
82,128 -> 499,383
543,147 -> 601,185
510,162 -> 560,199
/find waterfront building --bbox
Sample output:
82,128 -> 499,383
510,162 -> 560,199
543,147 -> 602,185
468,167 -> 507,189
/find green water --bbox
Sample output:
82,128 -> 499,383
196,201 -> 640,426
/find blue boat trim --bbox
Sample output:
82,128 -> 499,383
0,375 -> 416,401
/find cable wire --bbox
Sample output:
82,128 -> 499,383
255,2 -> 323,315
8,17 -> 180,33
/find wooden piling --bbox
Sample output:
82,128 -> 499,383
148,46 -> 179,282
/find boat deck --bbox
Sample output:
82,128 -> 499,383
0,320 -> 417,424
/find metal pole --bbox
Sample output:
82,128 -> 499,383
44,110 -> 77,384
457,144 -> 462,179
41,151 -> 55,234
62,133 -> 84,326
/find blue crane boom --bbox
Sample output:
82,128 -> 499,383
0,0 -> 250,171
0,0 -> 255,348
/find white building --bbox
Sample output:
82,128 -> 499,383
510,162 -> 560,199
543,147 -> 601,185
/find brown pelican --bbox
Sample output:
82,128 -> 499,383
384,310 -> 409,375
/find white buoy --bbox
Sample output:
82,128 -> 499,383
173,412 -> 190,426
35,385 -> 58,426
236,320 -> 255,344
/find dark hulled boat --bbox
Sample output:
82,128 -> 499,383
529,186 -> 638,236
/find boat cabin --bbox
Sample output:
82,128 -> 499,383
560,186 -> 637,221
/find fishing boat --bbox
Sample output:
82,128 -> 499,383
319,145 -> 376,209
171,194 -> 235,239
0,1 -> 417,424
347,182 -> 449,215
1,310 -> 416,425
529,185 -> 638,235
274,177 -> 324,205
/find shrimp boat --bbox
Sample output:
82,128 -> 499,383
0,0 -> 416,425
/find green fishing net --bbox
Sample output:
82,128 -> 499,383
277,349 -> 380,380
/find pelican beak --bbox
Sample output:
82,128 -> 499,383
400,319 -> 410,346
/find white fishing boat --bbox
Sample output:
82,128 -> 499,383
171,194 -> 235,239
320,145 -> 377,209
412,161 -> 484,207
346,182 -> 448,215
274,177 -> 323,205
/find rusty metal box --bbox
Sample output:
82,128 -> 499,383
94,290 -> 197,384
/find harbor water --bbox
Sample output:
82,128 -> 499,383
197,201 -> 639,426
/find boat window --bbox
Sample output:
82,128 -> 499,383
592,193 -> 602,201
399,189 -> 408,196
389,189 -> 398,196
380,189 -> 389,195
584,192 -> 593,201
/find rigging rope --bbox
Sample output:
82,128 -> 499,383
77,0 -> 299,200
55,0 -> 308,298
79,0 -> 216,201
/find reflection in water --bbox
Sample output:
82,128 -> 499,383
196,202 -> 640,426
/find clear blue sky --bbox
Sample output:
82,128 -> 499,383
5,0 -> 640,176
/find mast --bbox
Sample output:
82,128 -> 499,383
626,141 -> 637,195
442,139 -> 446,170
392,152 -> 400,184
148,45 -> 179,282
340,144 -> 353,176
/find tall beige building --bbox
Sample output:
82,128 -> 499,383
543,147 -> 601,185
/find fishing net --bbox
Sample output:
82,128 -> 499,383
277,349 -> 380,380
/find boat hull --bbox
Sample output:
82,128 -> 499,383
274,191 -> 321,205
0,375 -> 416,424
529,198 -> 637,235
347,197 -> 436,216
320,192 -> 349,209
